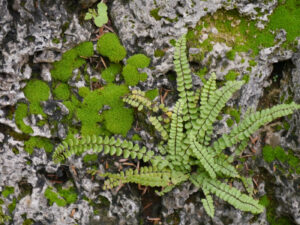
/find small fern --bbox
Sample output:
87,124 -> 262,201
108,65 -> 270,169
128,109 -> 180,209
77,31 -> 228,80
52,35 -> 300,218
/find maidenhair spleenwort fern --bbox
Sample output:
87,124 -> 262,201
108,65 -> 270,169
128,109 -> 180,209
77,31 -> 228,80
52,35 -> 300,218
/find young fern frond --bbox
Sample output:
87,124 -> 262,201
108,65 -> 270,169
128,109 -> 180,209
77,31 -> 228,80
174,35 -> 197,128
200,72 -> 217,108
149,116 -> 169,140
52,135 -> 155,163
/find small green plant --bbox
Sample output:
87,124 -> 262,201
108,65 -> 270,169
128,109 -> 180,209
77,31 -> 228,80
52,35 -> 300,218
84,2 -> 108,28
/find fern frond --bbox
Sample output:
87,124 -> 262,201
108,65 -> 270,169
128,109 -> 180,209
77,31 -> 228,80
174,35 -> 197,128
190,139 -> 218,178
200,72 -> 217,107
201,188 -> 215,218
192,174 -> 264,214
52,135 -> 155,163
192,80 -> 245,145
98,166 -> 188,190
123,89 -> 163,113
214,153 -> 240,178
168,100 -> 184,156
149,116 -> 169,140
213,103 -> 300,155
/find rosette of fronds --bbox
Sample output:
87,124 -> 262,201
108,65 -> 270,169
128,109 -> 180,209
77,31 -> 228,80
53,35 -> 300,217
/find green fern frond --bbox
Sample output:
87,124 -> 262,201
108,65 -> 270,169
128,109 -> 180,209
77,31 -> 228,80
213,103 -> 300,155
200,72 -> 217,107
167,100 -> 184,156
201,188 -> 215,218
149,116 -> 169,140
192,174 -> 264,214
174,35 -> 197,128
52,135 -> 155,163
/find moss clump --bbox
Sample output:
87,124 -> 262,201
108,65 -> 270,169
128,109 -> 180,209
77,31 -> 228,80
44,186 -> 77,207
226,118 -> 234,127
53,83 -> 70,100
44,187 -> 66,207
2,186 -> 14,198
96,33 -> 126,63
150,8 -> 162,20
101,64 -> 122,83
226,50 -> 236,60
154,49 -> 165,57
15,103 -> 33,134
51,42 -> 94,82
8,198 -> 16,214
132,134 -> 142,141
24,136 -> 53,155
122,54 -> 150,86
103,107 -> 133,136
57,187 -> 77,204
83,154 -> 98,163
127,54 -> 150,68
263,145 -> 276,163
23,80 -> 50,116
145,89 -> 159,100
100,84 -> 129,108
225,70 -> 239,81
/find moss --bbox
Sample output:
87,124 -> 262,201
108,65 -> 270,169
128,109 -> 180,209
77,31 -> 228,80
15,103 -> 33,134
2,186 -> 14,198
83,154 -> 98,163
122,64 -> 148,86
127,54 -> 151,68
229,108 -> 240,123
226,118 -> 234,127
103,107 -> 133,136
23,219 -> 34,225
225,70 -> 239,81
263,145 -> 276,163
249,60 -> 257,66
24,136 -> 53,155
169,39 -> 176,46
96,33 -> 126,63
51,42 -> 93,82
150,8 -> 162,20
52,38 -> 60,44
23,79 -> 50,116
154,49 -> 165,57
259,195 -> 270,207
132,134 -> 142,141
8,198 -> 16,214
274,146 -> 288,162
57,187 -> 77,204
100,84 -> 129,108
145,89 -> 159,100
101,64 -> 122,83
226,50 -> 236,60
53,83 -> 70,100
44,187 -> 66,207
242,74 -> 250,83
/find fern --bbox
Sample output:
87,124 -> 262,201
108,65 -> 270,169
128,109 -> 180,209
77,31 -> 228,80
52,35 -> 300,218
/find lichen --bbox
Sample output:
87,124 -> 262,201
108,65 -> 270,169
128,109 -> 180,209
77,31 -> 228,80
96,33 -> 127,63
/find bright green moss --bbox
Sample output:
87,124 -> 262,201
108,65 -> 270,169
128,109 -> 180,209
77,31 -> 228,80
169,39 -> 176,46
103,107 -> 133,136
259,195 -> 270,207
127,54 -> 151,68
53,83 -> 70,100
96,33 -> 126,63
226,50 -> 236,60
249,60 -> 257,67
44,187 -> 66,207
101,84 -> 129,107
78,86 -> 91,97
132,134 -> 142,141
274,146 -> 288,162
8,198 -> 16,214
57,187 -> 77,204
23,80 -> 50,116
51,42 -> 93,82
101,64 -> 122,83
2,186 -> 14,198
154,49 -> 165,57
150,8 -> 162,20
229,108 -> 240,123
226,118 -> 234,127
74,41 -> 94,57
263,145 -> 276,163
83,154 -> 98,163
122,64 -> 148,86
225,70 -> 239,81
15,103 -> 33,134
24,136 -> 53,155
145,89 -> 159,100
242,74 -> 250,83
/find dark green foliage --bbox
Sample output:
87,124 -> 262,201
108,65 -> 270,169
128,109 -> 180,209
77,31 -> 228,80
96,33 -> 126,62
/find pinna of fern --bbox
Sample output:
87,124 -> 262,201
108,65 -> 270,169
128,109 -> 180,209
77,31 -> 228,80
52,35 -> 300,218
